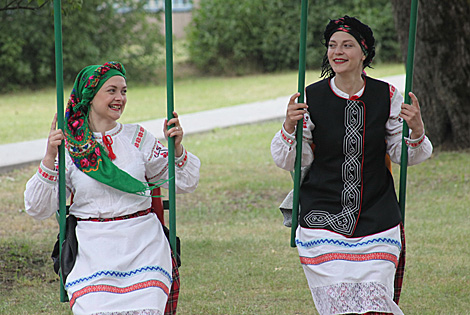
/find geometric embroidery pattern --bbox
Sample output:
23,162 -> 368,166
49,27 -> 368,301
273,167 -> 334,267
70,279 -> 170,308
133,125 -> 147,150
304,98 -> 364,235
37,164 -> 58,184
295,237 -> 401,251
299,252 -> 399,268
66,265 -> 172,289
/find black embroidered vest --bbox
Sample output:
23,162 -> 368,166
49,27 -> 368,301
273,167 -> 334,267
300,76 -> 402,237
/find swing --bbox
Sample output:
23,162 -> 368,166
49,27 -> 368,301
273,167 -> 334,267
53,0 -> 179,305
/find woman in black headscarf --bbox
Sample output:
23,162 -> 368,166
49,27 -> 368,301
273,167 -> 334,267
271,16 -> 433,314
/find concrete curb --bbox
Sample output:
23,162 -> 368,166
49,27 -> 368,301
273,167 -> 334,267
0,75 -> 404,173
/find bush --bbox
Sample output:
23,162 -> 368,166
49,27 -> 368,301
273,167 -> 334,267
187,0 -> 401,74
0,0 -> 164,93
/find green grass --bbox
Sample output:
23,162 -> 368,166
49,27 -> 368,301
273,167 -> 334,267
0,63 -> 404,144
1,119 -> 469,314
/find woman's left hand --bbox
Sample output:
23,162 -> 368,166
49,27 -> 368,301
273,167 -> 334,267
164,111 -> 184,157
400,92 -> 425,139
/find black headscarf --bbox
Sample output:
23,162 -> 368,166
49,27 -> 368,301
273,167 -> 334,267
320,15 -> 376,78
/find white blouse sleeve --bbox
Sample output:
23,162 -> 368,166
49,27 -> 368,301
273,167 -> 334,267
386,85 -> 433,165
24,160 -> 72,221
143,130 -> 200,194
271,111 -> 314,172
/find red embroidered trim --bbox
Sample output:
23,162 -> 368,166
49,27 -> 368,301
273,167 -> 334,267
38,165 -> 57,182
281,129 -> 294,146
94,124 -> 123,139
176,149 -> 188,168
405,135 -> 425,148
134,126 -> 145,149
390,85 -> 396,99
300,252 -> 398,267
147,163 -> 169,182
69,279 -> 169,308
151,140 -> 169,161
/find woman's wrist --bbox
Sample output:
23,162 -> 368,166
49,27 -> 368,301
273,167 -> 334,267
283,121 -> 296,134
41,156 -> 56,171
175,144 -> 184,158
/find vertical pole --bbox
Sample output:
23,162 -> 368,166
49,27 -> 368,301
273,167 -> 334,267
53,0 -> 67,302
399,0 -> 419,223
291,0 -> 308,247
165,0 -> 177,254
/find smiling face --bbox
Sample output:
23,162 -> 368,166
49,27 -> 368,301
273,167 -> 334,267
89,75 -> 127,131
327,31 -> 366,77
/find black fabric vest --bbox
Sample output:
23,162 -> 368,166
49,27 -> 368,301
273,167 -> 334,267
299,76 -> 401,237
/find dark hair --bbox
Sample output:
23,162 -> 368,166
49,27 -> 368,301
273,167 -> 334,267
320,15 -> 376,78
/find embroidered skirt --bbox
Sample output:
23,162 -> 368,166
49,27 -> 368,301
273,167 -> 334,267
66,213 -> 172,315
296,224 -> 404,315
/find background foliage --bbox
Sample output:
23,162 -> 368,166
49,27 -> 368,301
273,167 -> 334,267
188,0 -> 401,74
0,0 -> 164,92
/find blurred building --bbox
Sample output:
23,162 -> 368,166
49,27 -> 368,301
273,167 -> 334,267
146,0 -> 199,38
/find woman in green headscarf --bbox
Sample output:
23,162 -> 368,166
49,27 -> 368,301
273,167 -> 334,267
24,61 -> 200,314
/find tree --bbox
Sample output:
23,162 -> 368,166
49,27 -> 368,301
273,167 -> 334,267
391,0 -> 470,149
0,0 -> 81,11
0,0 -> 164,92
188,0 -> 400,74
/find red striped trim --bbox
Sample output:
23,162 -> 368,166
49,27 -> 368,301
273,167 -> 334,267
300,252 -> 398,267
70,279 -> 169,308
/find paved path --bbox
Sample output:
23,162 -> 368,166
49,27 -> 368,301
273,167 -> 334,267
0,75 -> 405,173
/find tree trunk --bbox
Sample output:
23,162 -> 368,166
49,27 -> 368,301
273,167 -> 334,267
391,0 -> 470,149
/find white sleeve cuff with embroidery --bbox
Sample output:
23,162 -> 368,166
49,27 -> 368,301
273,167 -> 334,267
404,131 -> 426,149
37,161 -> 58,184
175,146 -> 188,168
280,124 -> 296,149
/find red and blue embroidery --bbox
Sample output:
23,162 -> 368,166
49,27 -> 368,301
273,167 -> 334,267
300,252 -> 398,268
69,279 -> 170,308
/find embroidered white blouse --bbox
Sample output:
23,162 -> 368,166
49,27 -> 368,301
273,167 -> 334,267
271,77 -> 433,171
24,122 -> 201,220
24,122 -> 200,314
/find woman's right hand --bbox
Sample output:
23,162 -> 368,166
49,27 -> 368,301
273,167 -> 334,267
284,92 -> 308,134
42,114 -> 65,170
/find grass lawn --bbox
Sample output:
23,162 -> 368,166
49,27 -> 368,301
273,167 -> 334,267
0,63 -> 405,144
1,119 -> 469,314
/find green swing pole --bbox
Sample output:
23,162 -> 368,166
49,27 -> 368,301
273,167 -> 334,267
164,0 -> 177,254
53,0 -> 67,302
399,0 -> 419,223
291,0 -> 308,247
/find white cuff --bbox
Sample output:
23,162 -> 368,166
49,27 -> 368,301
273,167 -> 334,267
280,124 -> 296,148
405,131 -> 426,149
37,161 -> 58,184
175,146 -> 188,169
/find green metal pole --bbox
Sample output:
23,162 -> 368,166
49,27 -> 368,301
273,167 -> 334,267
399,0 -> 419,223
291,0 -> 308,247
164,0 -> 177,254
53,0 -> 67,302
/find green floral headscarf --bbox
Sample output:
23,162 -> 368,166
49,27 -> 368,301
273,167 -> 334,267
65,61 -> 150,195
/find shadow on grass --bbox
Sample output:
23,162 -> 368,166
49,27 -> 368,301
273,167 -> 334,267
0,239 -> 55,293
